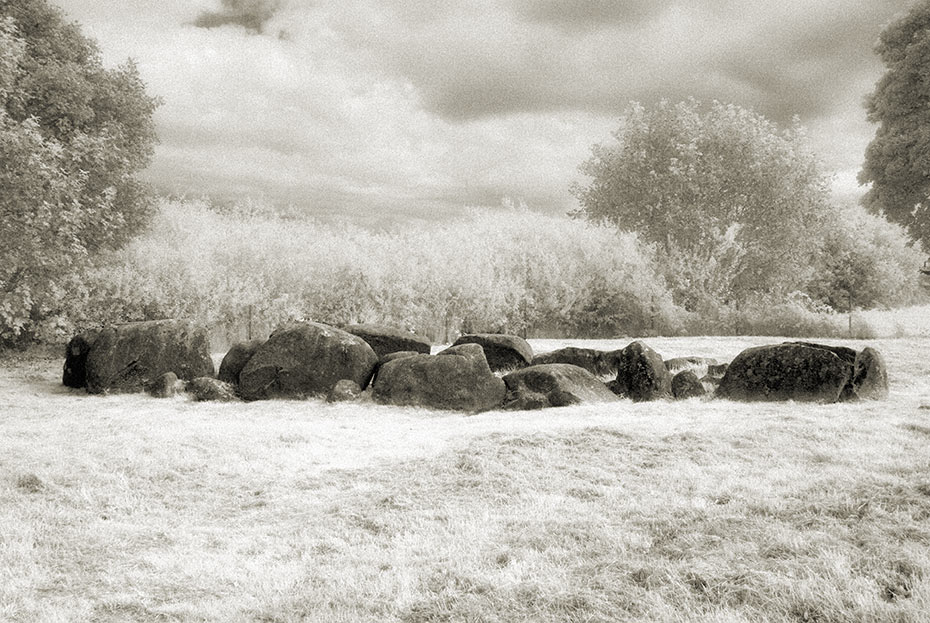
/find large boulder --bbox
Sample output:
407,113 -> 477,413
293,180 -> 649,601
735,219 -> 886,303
502,364 -> 619,410
372,343 -> 505,412
217,339 -> 264,385
238,321 -> 378,400
531,347 -> 618,378
84,320 -> 214,394
848,347 -> 889,400
614,341 -> 671,402
371,350 -> 421,385
716,343 -> 852,403
62,329 -> 100,388
451,334 -> 533,372
343,324 -> 431,358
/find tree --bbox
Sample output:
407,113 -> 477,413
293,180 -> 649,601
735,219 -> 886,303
0,0 -> 160,344
572,99 -> 832,311
860,1 -> 930,249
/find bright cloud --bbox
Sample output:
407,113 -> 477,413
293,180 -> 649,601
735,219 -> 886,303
54,0 -> 912,221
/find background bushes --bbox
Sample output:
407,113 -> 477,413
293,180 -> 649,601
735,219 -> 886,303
37,196 -> 929,348
60,199 -> 686,348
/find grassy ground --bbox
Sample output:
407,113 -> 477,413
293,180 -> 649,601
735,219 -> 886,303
2,335 -> 930,622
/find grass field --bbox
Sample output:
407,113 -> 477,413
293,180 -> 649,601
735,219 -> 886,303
2,333 -> 930,622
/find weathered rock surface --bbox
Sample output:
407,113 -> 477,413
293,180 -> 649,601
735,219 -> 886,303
451,334 -> 533,372
218,339 -> 264,385
531,347 -> 618,377
372,344 -> 505,412
84,320 -> 214,394
665,356 -> 718,371
239,321 -> 378,400
371,350 -> 421,384
146,372 -> 180,398
189,377 -> 238,402
671,370 -> 706,399
716,343 -> 852,403
62,329 -> 100,388
502,363 -> 619,410
848,347 -> 889,400
327,379 -> 363,402
614,341 -> 671,401
343,324 -> 431,358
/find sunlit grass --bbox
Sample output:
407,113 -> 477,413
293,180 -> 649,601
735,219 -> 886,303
2,336 -> 930,621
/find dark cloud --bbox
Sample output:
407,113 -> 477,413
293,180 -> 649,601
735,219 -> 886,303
193,0 -> 282,33
353,0 -> 911,125
510,0 -> 668,30
715,0 -> 910,124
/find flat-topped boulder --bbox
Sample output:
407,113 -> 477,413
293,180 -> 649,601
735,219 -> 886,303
452,333 -> 533,372
531,347 -> 618,378
502,363 -> 619,410
372,343 -> 505,412
717,341 -> 889,403
238,321 -> 378,400
613,341 -> 671,401
343,324 -> 431,357
717,343 -> 850,402
83,320 -> 214,394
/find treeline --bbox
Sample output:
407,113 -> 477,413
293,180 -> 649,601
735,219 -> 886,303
46,198 -> 923,348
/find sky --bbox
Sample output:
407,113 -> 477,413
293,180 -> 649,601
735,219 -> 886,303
54,0 -> 914,222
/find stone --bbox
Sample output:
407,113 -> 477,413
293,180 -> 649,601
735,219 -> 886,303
62,329 -> 100,388
371,350 -> 421,385
372,345 -> 506,412
502,363 -> 619,410
707,363 -> 729,378
664,356 -> 718,372
146,372 -> 180,398
451,333 -> 533,372
531,347 -> 618,377
848,347 -> 889,400
671,370 -> 706,399
343,324 -> 431,358
217,339 -> 264,385
189,377 -> 238,402
84,320 -> 214,394
614,341 -> 671,401
327,379 -> 363,402
716,343 -> 852,403
239,321 -> 378,400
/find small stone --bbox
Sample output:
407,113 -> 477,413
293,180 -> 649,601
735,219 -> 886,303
327,379 -> 362,402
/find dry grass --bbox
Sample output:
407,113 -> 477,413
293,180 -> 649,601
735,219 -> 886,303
1,335 -> 930,621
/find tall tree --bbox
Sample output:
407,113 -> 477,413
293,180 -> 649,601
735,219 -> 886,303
860,0 -> 930,249
0,0 -> 160,344
572,99 -> 831,311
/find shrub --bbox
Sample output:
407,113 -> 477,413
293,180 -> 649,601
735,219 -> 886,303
63,199 -> 686,346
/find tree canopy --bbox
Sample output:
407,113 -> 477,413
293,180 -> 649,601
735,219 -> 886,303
0,0 -> 159,343
860,0 -> 930,249
572,99 -> 832,311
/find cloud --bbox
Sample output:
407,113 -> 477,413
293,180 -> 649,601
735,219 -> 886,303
53,0 -> 917,222
335,0 -> 909,126
192,0 -> 282,34
510,0 -> 669,30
